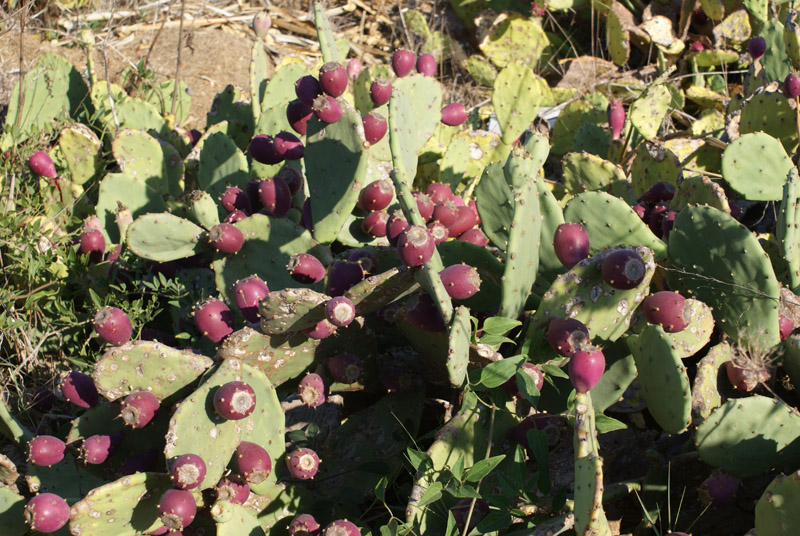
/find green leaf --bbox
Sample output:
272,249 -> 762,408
451,455 -> 465,481
482,317 -> 522,336
407,448 -> 431,471
417,481 -> 443,508
595,413 -> 627,434
286,430 -> 306,442
451,483 -> 482,498
476,511 -> 512,533
542,363 -> 569,379
464,454 -> 506,482
375,476 -> 387,502
478,334 -> 515,349
480,355 -> 524,388
526,429 -> 551,494
516,369 -> 540,407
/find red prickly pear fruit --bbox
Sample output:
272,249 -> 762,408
569,347 -> 606,392
158,488 -> 197,532
93,306 -> 132,346
347,248 -> 379,275
274,131 -> 304,161
724,359 -> 769,392
298,373 -> 328,407
187,129 -> 203,146
699,474 -> 741,507
520,362 -> 545,391
638,181 -> 675,206
170,453 -> 207,490
287,99 -> 313,135
28,435 -> 66,467
288,253 -> 326,284
312,95 -> 343,124
326,260 -> 366,296
392,49 -> 415,77
413,191 -> 435,221
258,176 -> 292,218
780,312 -> 794,341
319,62 -> 348,98
24,493 -> 70,533
289,513 -> 321,535
302,318 -> 337,340
216,474 -> 250,504
120,391 -> 160,428
252,11 -> 271,37
397,225 -> 435,267
642,291 -> 689,333
220,186 -> 252,215
234,441 -> 272,484
553,223 -> 590,269
347,58 -> 362,80
357,179 -> 393,211
458,227 -> 489,247
405,293 -> 446,332
286,447 -> 321,480
325,296 -> 356,328
531,1 -> 546,16
601,248 -> 646,290
441,103 -> 467,126
325,353 -> 364,384
432,200 -> 459,229
84,215 -> 103,232
29,150 -> 57,178
648,203 -> 670,238
214,381 -> 257,420
452,499 -> 489,534
324,519 -> 361,536
449,195 -> 466,207
386,210 -> 409,247
661,210 -> 677,239
468,199 -> 481,225
295,75 -> 324,107
249,134 -> 284,165
233,275 -> 269,323
748,36 -> 766,60
277,167 -> 304,196
440,264 -> 481,300
362,111 -> 388,144
449,206 -> 478,237
61,371 -> 99,408
369,78 -> 393,106
607,99 -> 625,141
224,210 -> 248,224
786,73 -> 800,98
690,41 -> 705,52
193,298 -> 234,343
208,223 -> 245,254
80,229 -> 106,262
362,210 -> 389,237
300,199 -> 314,231
81,434 -> 118,464
416,53 -> 437,76
631,203 -> 650,221
547,317 -> 590,357
426,182 -> 452,204
427,221 -> 449,245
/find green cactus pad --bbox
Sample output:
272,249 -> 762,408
111,129 -> 174,197
393,74 -> 444,154
563,191 -> 667,261
778,168 -> 800,292
630,142 -> 682,197
353,64 -> 392,115
116,98 -> 168,136
606,6 -> 630,66
492,62 -> 549,145
440,129 -> 502,190
713,8 -> 751,42
691,339 -> 732,425
187,190 -> 221,229
27,455 -> 107,503
446,306 -> 471,387
590,341 -> 637,413
213,500 -> 265,535
628,325 -> 692,434
264,62 -> 312,114
197,131 -> 250,200
671,175 -> 730,213
475,162 -> 512,251
467,55 -> 497,86
536,176 -> 567,283
207,85 -> 254,131
57,123 -> 102,186
96,173 -> 169,245
127,213 -> 204,262
739,93 -> 798,154
551,94 -> 609,156
438,240 -> 504,313
668,205 -> 781,350
574,454 -> 613,536
756,470 -> 800,535
146,79 -> 191,125
695,396 -> 800,477
721,132 -> 793,201
314,2 -> 341,63
250,42 -> 270,123
479,14 -> 549,69
0,487 -> 26,536
786,10 -> 800,71
258,288 -> 328,335
66,402 -> 126,444
387,88 -> 420,192
562,152 -> 629,194
344,267 -> 418,317
658,298 -> 715,358
630,84 -> 671,140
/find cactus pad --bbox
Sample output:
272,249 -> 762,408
721,132 -> 793,201
126,213 -> 204,262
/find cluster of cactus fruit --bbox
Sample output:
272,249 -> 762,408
11,1 -> 800,534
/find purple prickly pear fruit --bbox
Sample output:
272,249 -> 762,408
80,229 -> 106,262
249,134 -> 284,165
386,210 -> 409,247
312,95 -> 343,124
301,199 -> 314,231
607,99 -> 625,141
274,131 -> 304,161
286,447 -> 321,480
362,210 -> 389,237
392,49 -> 415,77
780,312 -> 794,341
252,11 -> 271,37
220,186 -> 252,215
234,441 -> 272,484
214,381 -> 257,420
458,228 -> 489,247
699,474 -> 741,507
258,176 -> 292,218
24,493 -> 70,533
289,513 -> 321,536
277,167 -> 304,196
301,319 -> 337,340
648,202 -> 670,238
120,391 -> 160,428
452,499 -> 489,534
690,41 -> 705,52
449,206 -> 478,237
28,435 -> 66,467
326,353 -> 364,384
216,474 -> 250,504
187,129 -> 202,146
432,200 -> 459,229
158,488 -> 197,532
397,225 -> 435,267
569,347 -> 606,392
553,223 -> 590,269
748,36 -> 766,60
84,215 -> 103,231
426,182 -> 452,204
440,264 -> 481,300
449,195 -> 466,207
724,360 -> 769,392
324,519 -> 361,536
208,223 -> 245,254
61,371 -> 98,408
295,75 -> 324,107
369,78 -> 393,106
347,58 -> 362,80
468,199 -> 481,224
29,150 -> 57,178
547,317 -> 590,357
118,448 -> 159,475
379,363 -> 419,393
246,179 -> 264,211
413,191 -> 435,221
193,298 -> 234,343
601,248 -> 646,290
287,99 -> 313,136
347,248 -> 379,275
362,111 -> 388,145
427,221 -> 449,245
170,453 -> 207,489
642,291 -> 689,333
81,434 -> 117,464
234,275 -> 269,323
441,103 -> 467,126
326,260 -> 366,296
631,203 -> 649,221
288,253 -> 326,284
638,181 -> 676,206
416,53 -> 436,76
405,293 -> 446,331
298,373 -> 328,407
93,306 -> 132,346
319,62 -> 348,98
661,210 -> 677,239
786,73 -> 800,98
224,210 -> 248,224
325,296 -> 356,328
357,179 -> 393,211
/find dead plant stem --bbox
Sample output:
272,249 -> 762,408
171,0 -> 187,117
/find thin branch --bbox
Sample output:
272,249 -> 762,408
170,0 -> 187,118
